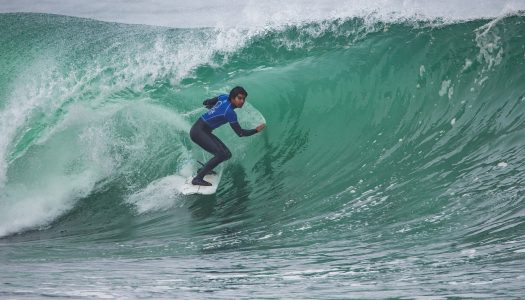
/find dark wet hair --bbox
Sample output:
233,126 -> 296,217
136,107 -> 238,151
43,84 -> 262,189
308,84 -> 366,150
229,86 -> 248,100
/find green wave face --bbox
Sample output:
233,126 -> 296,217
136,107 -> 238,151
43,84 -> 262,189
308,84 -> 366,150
1,12 -> 525,298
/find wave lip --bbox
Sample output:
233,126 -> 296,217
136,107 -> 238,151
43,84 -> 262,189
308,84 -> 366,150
1,0 -> 525,27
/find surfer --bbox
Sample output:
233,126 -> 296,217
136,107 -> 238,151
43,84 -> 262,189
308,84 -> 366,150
190,86 -> 266,186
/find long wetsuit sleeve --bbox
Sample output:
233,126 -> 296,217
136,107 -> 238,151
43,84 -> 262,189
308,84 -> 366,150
203,97 -> 219,109
230,122 -> 257,137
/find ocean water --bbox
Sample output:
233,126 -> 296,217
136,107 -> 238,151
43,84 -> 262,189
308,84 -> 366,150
1,2 -> 525,299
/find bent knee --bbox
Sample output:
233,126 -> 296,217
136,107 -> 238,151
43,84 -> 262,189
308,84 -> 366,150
218,150 -> 232,161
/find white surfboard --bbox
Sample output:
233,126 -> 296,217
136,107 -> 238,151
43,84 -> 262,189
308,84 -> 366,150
180,171 -> 222,195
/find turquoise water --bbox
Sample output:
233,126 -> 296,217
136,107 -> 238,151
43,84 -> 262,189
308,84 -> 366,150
1,11 -> 525,298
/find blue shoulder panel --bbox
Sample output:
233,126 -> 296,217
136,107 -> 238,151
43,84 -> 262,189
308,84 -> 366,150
201,94 -> 238,129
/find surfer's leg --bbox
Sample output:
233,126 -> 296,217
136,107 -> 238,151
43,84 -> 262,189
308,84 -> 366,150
193,134 -> 231,180
190,121 -> 231,184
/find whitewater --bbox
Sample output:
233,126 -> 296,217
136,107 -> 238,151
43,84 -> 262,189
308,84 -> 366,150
1,0 -> 525,298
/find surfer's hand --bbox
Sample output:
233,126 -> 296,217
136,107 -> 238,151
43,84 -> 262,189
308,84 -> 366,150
256,124 -> 266,132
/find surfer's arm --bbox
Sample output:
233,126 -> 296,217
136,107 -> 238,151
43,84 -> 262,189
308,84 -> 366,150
203,97 -> 219,109
230,122 -> 258,137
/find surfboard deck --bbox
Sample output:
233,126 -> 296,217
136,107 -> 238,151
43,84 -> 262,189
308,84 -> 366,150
180,172 -> 221,195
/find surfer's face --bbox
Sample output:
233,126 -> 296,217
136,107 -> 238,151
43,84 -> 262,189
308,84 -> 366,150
231,93 -> 246,108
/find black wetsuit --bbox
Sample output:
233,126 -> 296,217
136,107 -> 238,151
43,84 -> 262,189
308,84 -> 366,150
190,94 -> 257,182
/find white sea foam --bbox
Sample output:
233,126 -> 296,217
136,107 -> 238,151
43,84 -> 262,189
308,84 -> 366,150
0,59 -> 57,189
126,174 -> 187,214
419,65 -> 426,77
0,104 -> 121,237
439,80 -> 452,98
0,92 -> 192,237
0,171 -> 102,237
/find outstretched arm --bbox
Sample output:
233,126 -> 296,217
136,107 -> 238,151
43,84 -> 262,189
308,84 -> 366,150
230,123 -> 266,137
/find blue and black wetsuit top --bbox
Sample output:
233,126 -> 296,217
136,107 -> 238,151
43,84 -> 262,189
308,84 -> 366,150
200,94 -> 257,137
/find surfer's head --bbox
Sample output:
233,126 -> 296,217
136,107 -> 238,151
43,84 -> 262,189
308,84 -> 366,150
229,86 -> 247,108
